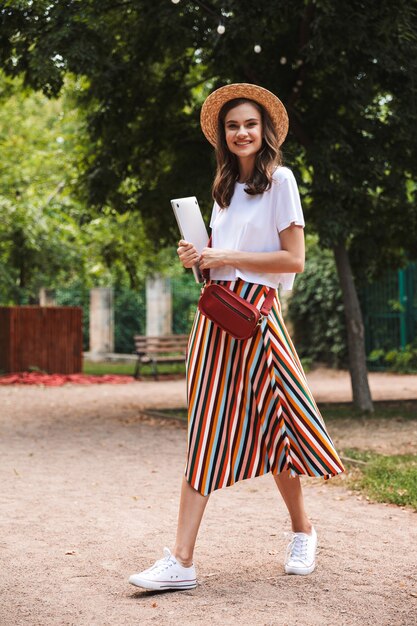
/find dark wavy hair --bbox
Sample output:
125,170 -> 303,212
212,98 -> 283,208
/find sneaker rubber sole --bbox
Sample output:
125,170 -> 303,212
285,562 -> 316,575
128,575 -> 197,591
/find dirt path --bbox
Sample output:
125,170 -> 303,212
1,373 -> 417,626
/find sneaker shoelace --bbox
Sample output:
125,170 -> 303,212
286,533 -> 310,564
146,549 -> 177,576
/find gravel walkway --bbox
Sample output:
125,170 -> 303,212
1,371 -> 416,625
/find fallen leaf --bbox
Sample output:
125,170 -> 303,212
152,602 -> 157,608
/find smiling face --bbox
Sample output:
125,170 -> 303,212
224,102 -> 263,161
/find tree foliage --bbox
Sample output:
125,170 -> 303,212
1,0 -> 415,276
0,70 -> 175,302
0,72 -> 86,300
1,0 -> 214,240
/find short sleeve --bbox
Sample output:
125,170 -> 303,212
275,170 -> 305,233
209,201 -> 220,228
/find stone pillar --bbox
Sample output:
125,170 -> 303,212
39,288 -> 56,306
146,274 -> 172,336
89,288 -> 114,355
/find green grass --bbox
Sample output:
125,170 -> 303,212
144,407 -> 188,421
82,360 -> 186,377
319,400 -> 417,421
83,361 -> 136,376
342,448 -> 417,510
143,408 -> 188,422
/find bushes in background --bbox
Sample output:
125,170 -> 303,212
287,236 -> 348,368
368,344 -> 417,373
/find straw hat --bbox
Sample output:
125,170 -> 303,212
200,83 -> 289,148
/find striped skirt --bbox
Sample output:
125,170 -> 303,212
185,279 -> 345,496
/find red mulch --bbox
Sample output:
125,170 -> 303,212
0,372 -> 137,386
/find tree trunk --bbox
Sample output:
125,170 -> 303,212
333,243 -> 374,413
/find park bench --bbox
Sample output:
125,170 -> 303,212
133,334 -> 189,379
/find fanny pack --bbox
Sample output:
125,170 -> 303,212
198,238 -> 276,340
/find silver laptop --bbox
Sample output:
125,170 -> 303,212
171,196 -> 209,283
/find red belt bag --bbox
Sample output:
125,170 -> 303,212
198,282 -> 276,340
197,238 -> 276,341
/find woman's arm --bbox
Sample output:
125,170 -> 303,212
199,224 -> 305,274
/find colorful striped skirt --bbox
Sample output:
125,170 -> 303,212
185,279 -> 345,496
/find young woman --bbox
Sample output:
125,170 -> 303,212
129,83 -> 345,591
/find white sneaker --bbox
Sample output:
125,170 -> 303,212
129,547 -> 197,591
284,527 -> 317,575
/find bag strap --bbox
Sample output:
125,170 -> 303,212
260,287 -> 276,316
202,236 -> 276,317
201,236 -> 211,282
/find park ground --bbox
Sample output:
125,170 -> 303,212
1,368 -> 417,626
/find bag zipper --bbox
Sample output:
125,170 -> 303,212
212,290 -> 254,322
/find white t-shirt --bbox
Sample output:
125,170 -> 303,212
209,166 -> 305,290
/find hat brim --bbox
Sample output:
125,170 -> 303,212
200,83 -> 289,148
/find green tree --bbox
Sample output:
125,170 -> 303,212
0,73 -> 87,300
0,1 -> 215,235
0,70 -> 170,300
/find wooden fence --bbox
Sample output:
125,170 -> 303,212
0,306 -> 82,374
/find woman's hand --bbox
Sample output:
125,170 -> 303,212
199,246 -> 229,270
177,240 -> 200,269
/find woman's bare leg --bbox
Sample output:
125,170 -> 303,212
172,476 -> 210,567
273,470 -> 313,534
